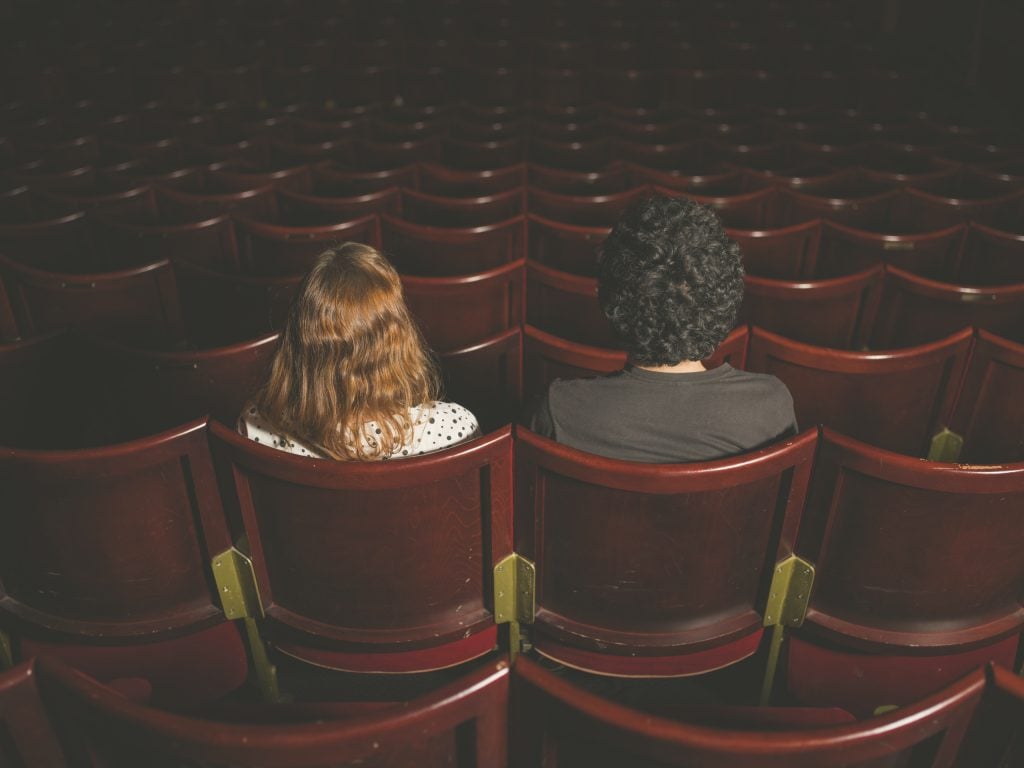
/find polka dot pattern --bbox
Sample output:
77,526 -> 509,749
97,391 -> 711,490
237,402 -> 480,460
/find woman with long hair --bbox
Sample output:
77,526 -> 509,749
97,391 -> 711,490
239,243 -> 479,459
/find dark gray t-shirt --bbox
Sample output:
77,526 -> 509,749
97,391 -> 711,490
531,364 -> 798,463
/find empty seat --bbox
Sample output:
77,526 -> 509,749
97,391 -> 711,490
277,187 -> 401,224
380,214 -> 525,276
947,330 -> 1024,463
0,210 -> 96,273
208,164 -> 314,195
740,267 -> 883,349
728,220 -> 822,279
527,214 -> 608,276
155,184 -> 279,222
780,186 -> 898,229
747,326 -> 972,456
0,418 -> 249,707
513,655 -> 985,768
208,422 -> 514,673
0,254 -> 184,345
528,137 -> 612,172
400,187 -> 525,227
172,260 -> 299,347
527,163 -> 631,195
442,136 -> 524,169
90,332 -> 279,440
658,186 -> 778,229
351,136 -> 442,169
895,187 -> 1024,231
869,267 -> 1024,347
514,426 -> 817,676
526,260 -> 619,348
418,163 -> 526,197
439,328 -> 522,432
788,429 -> 1024,715
402,259 -> 524,352
313,163 -> 418,196
818,219 -> 966,280
957,221 -> 1024,285
527,186 -> 649,228
90,211 -> 240,272
36,656 -> 508,768
233,215 -> 381,276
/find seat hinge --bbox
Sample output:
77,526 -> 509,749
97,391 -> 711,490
761,554 -> 815,705
928,428 -> 963,462
212,547 -> 264,620
494,553 -> 536,661
212,547 -> 279,702
494,553 -> 535,625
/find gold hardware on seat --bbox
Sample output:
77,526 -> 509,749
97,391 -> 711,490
760,555 -> 815,704
212,547 -> 279,702
928,428 -> 964,462
494,554 -> 536,660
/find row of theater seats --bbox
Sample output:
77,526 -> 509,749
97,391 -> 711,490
0,654 -> 1020,767
4,165 -> 1022,286
2,420 -> 1023,719
2,309 -> 1022,462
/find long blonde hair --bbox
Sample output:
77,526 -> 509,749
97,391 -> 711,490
255,243 -> 441,460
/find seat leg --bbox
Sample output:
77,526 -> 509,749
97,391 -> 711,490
242,617 -> 279,703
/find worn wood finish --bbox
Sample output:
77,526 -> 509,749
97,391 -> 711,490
0,254 -> 184,345
380,214 -> 525,277
90,210 -> 240,272
740,267 -> 883,349
798,429 -> 1024,653
527,214 -> 609,277
869,266 -> 1024,347
728,220 -> 822,280
402,259 -> 524,352
172,260 -> 299,347
514,427 -> 816,673
440,328 -> 522,432
958,222 -> 1024,285
400,187 -> 525,227
525,260 -> 619,349
37,656 -> 509,768
209,423 -> 514,668
747,326 -> 971,456
233,214 -> 381,276
418,163 -> 526,197
0,417 -> 232,639
512,656 -> 985,768
527,186 -> 649,227
90,331 -> 279,439
949,330 -> 1024,463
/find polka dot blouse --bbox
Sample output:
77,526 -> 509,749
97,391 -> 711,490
237,402 -> 481,459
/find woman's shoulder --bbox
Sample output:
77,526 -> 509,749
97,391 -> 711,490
405,401 -> 480,454
238,403 -> 323,458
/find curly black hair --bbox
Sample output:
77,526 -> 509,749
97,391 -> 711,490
598,194 -> 744,365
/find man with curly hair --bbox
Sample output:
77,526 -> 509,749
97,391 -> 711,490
531,194 -> 797,462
